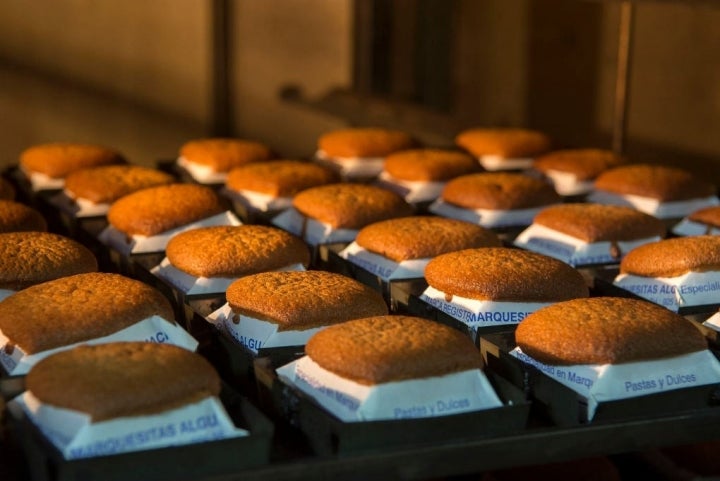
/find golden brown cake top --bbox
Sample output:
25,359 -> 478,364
0,272 -> 174,354
533,203 -> 666,242
166,225 -> 310,278
619,235 -> 720,278
533,149 -> 626,181
455,128 -> 551,158
107,183 -> 226,236
0,177 -> 15,200
441,172 -> 561,210
226,270 -> 388,331
383,148 -> 480,182
425,247 -> 589,301
318,128 -> 414,158
180,137 -> 273,172
515,297 -> 708,365
356,216 -> 501,262
292,183 -> 413,229
226,160 -> 339,197
0,200 -> 47,233
64,165 -> 175,204
27,342 -> 220,422
0,232 -> 97,290
688,206 -> 720,229
20,142 -> 125,178
594,164 -> 716,201
305,315 -> 481,385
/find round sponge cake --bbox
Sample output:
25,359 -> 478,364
620,235 -> 720,278
64,165 -> 175,204
107,183 -> 226,237
455,128 -> 551,158
533,149 -> 625,181
166,225 -> 310,278
26,342 -> 219,421
515,297 -> 708,365
226,270 -> 388,331
383,149 -> 479,182
424,247 -> 589,302
180,138 -> 272,173
0,200 -> 47,233
318,128 -> 414,158
305,315 -> 481,385
356,216 -> 501,262
594,164 -> 716,201
226,160 -> 339,197
0,232 -> 97,290
441,172 -> 560,210
0,272 -> 174,354
20,142 -> 124,179
688,206 -> 720,230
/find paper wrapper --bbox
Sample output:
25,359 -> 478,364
510,347 -> 720,420
672,218 -> 720,237
22,168 -> 65,191
98,211 -> 242,254
0,289 -> 14,302
0,315 -> 198,376
702,311 -> 720,332
271,207 -> 358,246
428,199 -> 548,228
587,191 -> 720,219
613,271 -> 720,312
539,170 -> 594,196
11,391 -> 247,459
221,187 -> 293,213
339,242 -> 429,281
207,304 -> 325,354
314,150 -> 384,179
151,258 -> 306,295
477,155 -> 533,171
374,172 -> 445,204
419,286 -> 552,329
49,190 -> 110,217
277,356 -> 502,422
177,156 -> 228,184
514,224 -> 662,267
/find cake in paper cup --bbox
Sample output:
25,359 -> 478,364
272,183 -> 412,246
340,216 -> 500,281
177,137 -> 273,184
0,272 -> 197,375
11,342 -> 246,459
99,183 -> 240,254
613,236 -> 720,312
673,206 -> 720,237
428,172 -> 561,229
208,270 -> 387,354
531,148 -> 625,197
277,315 -> 503,422
421,247 -> 588,332
375,148 -> 480,204
514,203 -> 666,267
152,225 -> 310,295
455,127 -> 551,171
588,164 -> 718,219
0,200 -> 47,232
224,160 -> 338,214
314,127 -> 414,180
512,297 -> 720,420
19,142 -> 125,191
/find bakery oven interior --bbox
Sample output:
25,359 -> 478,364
1,0 -> 720,480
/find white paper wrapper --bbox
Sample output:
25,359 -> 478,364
540,169 -> 594,196
22,168 -> 65,191
277,356 -> 503,422
0,315 -> 198,376
428,199 -> 549,228
48,190 -> 110,217
271,207 -> 358,246
314,150 -> 384,179
0,289 -> 15,302
702,311 -> 720,332
339,242 -> 429,281
587,191 -> 720,219
221,187 -> 293,213
672,218 -> 720,237
510,347 -> 720,420
374,172 -> 446,204
151,258 -> 306,295
477,155 -> 534,171
613,271 -> 720,312
11,391 -> 247,459
98,211 -> 241,254
177,156 -> 228,184
419,286 -> 552,329
514,224 -> 662,267
207,304 -> 325,354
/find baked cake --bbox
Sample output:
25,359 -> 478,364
455,128 -> 551,170
532,148 -> 625,196
673,205 -> 720,236
64,165 -> 175,206
178,137 -> 273,183
0,200 -> 47,232
620,236 -> 720,278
